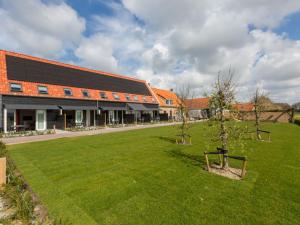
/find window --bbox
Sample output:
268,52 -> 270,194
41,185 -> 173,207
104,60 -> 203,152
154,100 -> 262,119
10,83 -> 22,92
126,95 -> 131,101
152,97 -> 156,102
166,99 -> 173,105
100,92 -> 108,99
113,93 -> 120,100
82,89 -> 90,97
134,95 -> 138,101
64,88 -> 73,96
37,86 -> 48,94
75,110 -> 83,124
143,96 -> 147,102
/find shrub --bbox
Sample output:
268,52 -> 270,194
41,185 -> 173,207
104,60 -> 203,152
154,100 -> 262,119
295,119 -> 300,126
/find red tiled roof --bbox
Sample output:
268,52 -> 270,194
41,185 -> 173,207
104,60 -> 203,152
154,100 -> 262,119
233,103 -> 254,111
184,97 -> 210,109
151,88 -> 181,107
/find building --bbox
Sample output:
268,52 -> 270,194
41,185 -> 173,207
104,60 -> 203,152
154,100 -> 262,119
151,88 -> 181,121
233,103 -> 254,111
0,50 -> 159,133
184,97 -> 212,119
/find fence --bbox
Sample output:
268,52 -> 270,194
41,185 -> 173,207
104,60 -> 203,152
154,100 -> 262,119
238,108 -> 294,123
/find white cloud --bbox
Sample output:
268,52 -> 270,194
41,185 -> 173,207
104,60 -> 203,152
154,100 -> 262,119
120,0 -> 300,103
1,0 -> 300,103
74,34 -> 118,73
0,0 -> 85,58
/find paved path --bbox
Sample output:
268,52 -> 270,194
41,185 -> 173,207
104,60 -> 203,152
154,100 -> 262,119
1,121 -> 200,145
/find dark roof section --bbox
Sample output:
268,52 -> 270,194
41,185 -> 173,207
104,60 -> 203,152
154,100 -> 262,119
6,55 -> 151,96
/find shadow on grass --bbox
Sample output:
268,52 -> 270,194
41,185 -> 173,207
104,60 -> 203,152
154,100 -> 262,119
166,149 -> 206,167
154,136 -> 177,144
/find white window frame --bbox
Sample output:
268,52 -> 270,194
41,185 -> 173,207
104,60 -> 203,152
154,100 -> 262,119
64,88 -> 73,96
75,110 -> 83,124
113,93 -> 120,100
36,110 -> 47,131
10,83 -> 22,92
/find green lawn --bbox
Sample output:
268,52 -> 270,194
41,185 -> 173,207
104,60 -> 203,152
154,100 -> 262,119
8,123 -> 300,225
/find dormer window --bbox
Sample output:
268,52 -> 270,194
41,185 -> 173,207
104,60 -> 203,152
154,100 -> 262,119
166,99 -> 173,105
38,86 -> 48,94
134,96 -> 138,101
100,92 -> 108,99
10,83 -> 22,92
113,93 -> 120,100
82,90 -> 90,97
64,88 -> 73,96
126,95 -> 131,101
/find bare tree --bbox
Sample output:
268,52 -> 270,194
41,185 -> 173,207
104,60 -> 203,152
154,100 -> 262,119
209,69 -> 235,168
175,84 -> 193,144
252,88 -> 270,140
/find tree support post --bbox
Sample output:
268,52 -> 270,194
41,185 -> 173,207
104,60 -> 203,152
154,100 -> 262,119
241,158 -> 248,178
204,152 -> 210,172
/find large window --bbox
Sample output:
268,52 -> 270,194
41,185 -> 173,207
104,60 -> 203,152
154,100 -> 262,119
10,83 -> 22,92
100,92 -> 108,99
113,93 -> 120,100
82,89 -> 90,97
37,86 -> 48,94
64,88 -> 73,96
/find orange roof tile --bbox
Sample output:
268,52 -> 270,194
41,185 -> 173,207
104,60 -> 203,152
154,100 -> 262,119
233,103 -> 254,111
184,97 -> 210,109
151,87 -> 181,107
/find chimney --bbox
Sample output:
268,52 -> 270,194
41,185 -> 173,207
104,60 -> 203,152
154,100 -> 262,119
148,83 -> 151,86
170,88 -> 173,92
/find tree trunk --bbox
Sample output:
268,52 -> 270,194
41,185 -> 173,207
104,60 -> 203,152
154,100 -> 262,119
220,107 -> 229,169
254,104 -> 261,140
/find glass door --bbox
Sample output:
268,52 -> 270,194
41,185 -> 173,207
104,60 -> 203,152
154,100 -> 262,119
36,110 -> 46,131
75,110 -> 83,126
109,111 -> 114,124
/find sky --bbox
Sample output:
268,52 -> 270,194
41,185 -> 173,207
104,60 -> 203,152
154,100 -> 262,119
0,0 -> 300,104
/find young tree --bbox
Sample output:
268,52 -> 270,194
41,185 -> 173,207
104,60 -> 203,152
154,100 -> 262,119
252,88 -> 270,140
175,84 -> 193,144
209,70 -> 235,168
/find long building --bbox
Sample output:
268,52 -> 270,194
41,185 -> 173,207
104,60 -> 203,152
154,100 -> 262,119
0,50 -> 159,133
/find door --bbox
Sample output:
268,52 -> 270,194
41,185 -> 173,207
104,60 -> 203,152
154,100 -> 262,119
75,110 -> 83,125
36,110 -> 47,131
109,111 -> 114,124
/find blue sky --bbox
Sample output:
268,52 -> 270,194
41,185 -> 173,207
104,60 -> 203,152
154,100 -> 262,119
0,0 -> 300,103
274,11 -> 300,39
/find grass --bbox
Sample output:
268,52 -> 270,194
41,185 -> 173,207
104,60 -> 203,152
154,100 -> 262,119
7,122 -> 300,225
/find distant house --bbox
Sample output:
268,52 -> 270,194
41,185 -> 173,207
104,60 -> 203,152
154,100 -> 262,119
184,97 -> 212,119
151,88 -> 181,121
232,103 -> 254,112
